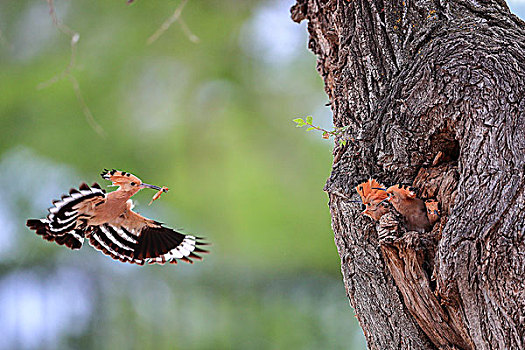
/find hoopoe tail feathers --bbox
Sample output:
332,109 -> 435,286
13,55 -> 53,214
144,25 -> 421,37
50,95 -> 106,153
27,219 -> 48,236
356,179 -> 388,204
26,219 -> 84,250
54,230 -> 85,249
27,182 -> 105,249
86,224 -> 209,265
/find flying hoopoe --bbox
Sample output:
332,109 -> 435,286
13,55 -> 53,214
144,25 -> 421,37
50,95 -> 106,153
355,179 -> 390,221
26,169 -> 208,265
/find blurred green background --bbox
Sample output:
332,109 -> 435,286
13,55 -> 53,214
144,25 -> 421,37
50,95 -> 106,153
0,0 -> 365,349
3,1 -> 524,349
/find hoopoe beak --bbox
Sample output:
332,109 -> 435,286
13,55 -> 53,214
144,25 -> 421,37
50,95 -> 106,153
140,183 -> 163,191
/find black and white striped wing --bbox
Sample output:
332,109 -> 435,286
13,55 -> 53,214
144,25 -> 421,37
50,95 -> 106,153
86,224 -> 208,265
26,182 -> 106,250
26,220 -> 86,250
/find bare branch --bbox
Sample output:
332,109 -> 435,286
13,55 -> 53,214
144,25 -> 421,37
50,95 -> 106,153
37,32 -> 79,90
179,17 -> 200,43
40,0 -> 106,138
68,75 -> 107,138
147,0 -> 188,45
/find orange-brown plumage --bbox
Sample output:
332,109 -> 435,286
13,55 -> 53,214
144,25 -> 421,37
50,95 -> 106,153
26,169 -> 208,265
425,200 -> 440,226
386,184 -> 431,232
356,179 -> 390,221
355,179 -> 441,232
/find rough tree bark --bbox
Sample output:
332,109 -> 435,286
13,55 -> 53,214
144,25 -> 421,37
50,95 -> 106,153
291,1 -> 525,349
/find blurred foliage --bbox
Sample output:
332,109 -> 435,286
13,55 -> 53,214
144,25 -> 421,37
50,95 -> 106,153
0,0 -> 367,349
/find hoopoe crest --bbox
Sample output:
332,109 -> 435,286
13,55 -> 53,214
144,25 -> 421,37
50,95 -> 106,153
355,179 -> 390,221
26,169 -> 208,265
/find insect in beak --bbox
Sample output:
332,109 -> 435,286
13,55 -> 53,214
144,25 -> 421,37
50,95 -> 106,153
147,185 -> 170,206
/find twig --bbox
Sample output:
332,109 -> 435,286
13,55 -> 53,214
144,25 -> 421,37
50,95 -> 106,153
303,121 -> 341,138
69,75 -> 107,137
46,0 -> 76,37
37,32 -> 79,90
147,0 -> 188,45
293,116 -> 354,145
178,17 -> 200,43
40,0 -> 106,138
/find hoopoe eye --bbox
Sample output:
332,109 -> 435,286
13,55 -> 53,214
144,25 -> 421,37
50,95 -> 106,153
131,182 -> 136,186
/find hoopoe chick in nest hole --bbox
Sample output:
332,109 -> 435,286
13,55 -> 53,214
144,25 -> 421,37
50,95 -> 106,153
27,169 -> 208,265
355,179 -> 390,221
424,199 -> 440,226
385,184 -> 432,233
355,180 -> 440,233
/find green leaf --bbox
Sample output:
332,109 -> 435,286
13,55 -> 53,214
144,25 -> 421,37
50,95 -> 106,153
306,127 -> 316,131
339,139 -> 347,146
306,116 -> 313,124
293,118 -> 305,127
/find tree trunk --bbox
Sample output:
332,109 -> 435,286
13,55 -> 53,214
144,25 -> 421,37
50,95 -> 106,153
291,1 -> 525,349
